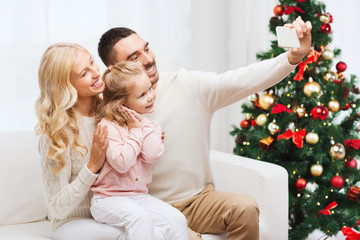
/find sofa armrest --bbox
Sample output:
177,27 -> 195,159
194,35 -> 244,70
210,150 -> 288,240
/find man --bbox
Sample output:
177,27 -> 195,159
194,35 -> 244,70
98,18 -> 312,240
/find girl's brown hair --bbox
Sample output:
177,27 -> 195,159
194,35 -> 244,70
96,62 -> 144,126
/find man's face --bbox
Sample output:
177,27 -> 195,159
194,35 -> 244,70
112,34 -> 159,88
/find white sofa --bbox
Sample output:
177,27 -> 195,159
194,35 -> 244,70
0,131 -> 289,240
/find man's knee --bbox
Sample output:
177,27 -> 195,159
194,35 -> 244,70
228,194 -> 259,220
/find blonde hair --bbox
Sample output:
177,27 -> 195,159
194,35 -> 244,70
35,43 -> 100,174
96,62 -> 144,126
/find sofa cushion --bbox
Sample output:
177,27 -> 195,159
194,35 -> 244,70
0,131 -> 48,225
0,220 -> 51,240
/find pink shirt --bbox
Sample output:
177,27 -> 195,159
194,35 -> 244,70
91,117 -> 164,197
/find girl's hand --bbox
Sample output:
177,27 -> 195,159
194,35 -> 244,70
118,105 -> 141,130
87,124 -> 109,174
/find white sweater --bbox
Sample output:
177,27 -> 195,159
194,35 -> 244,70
39,116 -> 98,229
147,52 -> 296,203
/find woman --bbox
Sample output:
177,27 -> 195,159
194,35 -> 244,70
35,43 -> 125,240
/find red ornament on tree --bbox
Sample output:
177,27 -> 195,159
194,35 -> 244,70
344,158 -> 358,168
240,119 -> 250,129
342,101 -> 351,110
327,12 -> 333,23
295,178 -> 307,191
336,61 -> 347,73
347,185 -> 360,202
331,175 -> 344,189
320,23 -> 331,34
273,5 -> 284,16
311,106 -> 329,120
296,0 -> 306,2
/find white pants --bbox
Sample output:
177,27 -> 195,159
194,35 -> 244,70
90,194 -> 189,240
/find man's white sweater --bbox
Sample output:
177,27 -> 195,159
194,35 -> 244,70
147,52 -> 296,203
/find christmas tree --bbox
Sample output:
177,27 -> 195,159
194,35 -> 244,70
230,0 -> 360,239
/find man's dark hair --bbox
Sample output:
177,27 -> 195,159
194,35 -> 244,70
98,27 -> 137,67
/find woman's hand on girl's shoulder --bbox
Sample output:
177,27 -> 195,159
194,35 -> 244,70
87,124 -> 109,174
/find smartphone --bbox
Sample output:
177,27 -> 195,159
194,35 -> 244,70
276,26 -> 300,48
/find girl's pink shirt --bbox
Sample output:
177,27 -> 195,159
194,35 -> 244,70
91,117 -> 164,197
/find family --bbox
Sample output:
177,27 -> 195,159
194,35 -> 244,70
35,18 -> 312,240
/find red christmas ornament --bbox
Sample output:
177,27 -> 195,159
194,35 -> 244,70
296,0 -> 306,2
327,12 -> 333,23
344,158 -> 358,168
347,185 -> 360,202
274,5 -> 284,16
331,175 -> 344,189
240,120 -> 250,129
320,23 -> 331,34
295,178 -> 307,191
336,61 -> 347,73
342,101 -> 351,110
311,106 -> 329,120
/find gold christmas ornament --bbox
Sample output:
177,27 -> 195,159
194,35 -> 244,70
329,143 -> 346,160
305,132 -> 319,145
328,99 -> 340,112
322,49 -> 334,60
249,93 -> 259,102
303,81 -> 321,97
310,163 -> 323,177
268,121 -> 280,135
259,93 -> 275,110
255,114 -> 268,126
323,71 -> 338,82
319,14 -> 330,23
293,105 -> 306,118
259,136 -> 274,150
245,113 -> 252,120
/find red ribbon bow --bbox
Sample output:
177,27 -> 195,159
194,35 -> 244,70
272,104 -> 292,114
277,129 -> 306,148
293,50 -> 321,81
318,201 -> 337,215
342,219 -> 360,240
283,5 -> 305,15
345,139 -> 360,150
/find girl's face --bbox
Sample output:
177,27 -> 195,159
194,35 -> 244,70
70,50 -> 105,99
125,72 -> 155,114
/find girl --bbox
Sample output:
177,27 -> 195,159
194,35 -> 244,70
36,43 -> 125,240
90,62 -> 189,240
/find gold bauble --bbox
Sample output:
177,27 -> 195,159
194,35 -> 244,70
329,143 -> 346,159
303,82 -> 321,97
310,163 -> 323,177
322,49 -> 334,60
245,113 -> 252,120
259,93 -> 275,110
255,114 -> 268,126
319,14 -> 330,23
323,71 -> 338,82
268,121 -> 280,135
293,105 -> 306,118
249,93 -> 259,102
305,132 -> 319,145
328,100 -> 340,112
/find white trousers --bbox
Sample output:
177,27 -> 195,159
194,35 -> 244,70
90,194 -> 189,240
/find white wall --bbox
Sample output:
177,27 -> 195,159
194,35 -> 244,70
1,0 -> 359,154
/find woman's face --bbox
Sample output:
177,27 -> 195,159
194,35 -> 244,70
70,50 -> 105,99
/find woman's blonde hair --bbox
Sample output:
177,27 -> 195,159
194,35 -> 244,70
35,43 -> 100,174
96,62 -> 144,126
